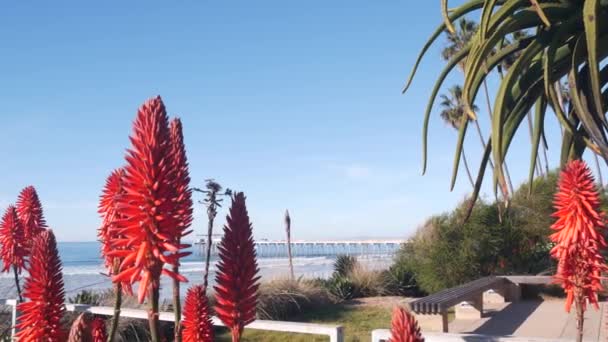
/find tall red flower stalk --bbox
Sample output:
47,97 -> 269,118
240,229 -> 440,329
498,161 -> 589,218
0,205 -> 27,302
550,159 -> 607,342
182,285 -> 214,342
16,186 -> 47,250
214,192 -> 260,342
110,96 -> 188,342
90,317 -> 108,342
98,168 -> 128,342
388,307 -> 424,342
16,229 -> 66,341
169,117 -> 194,342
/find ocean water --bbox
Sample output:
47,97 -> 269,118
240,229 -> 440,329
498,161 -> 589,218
0,242 -> 394,301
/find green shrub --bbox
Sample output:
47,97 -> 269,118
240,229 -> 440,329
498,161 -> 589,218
68,290 -> 103,305
393,173 -> 561,294
383,261 -> 424,297
326,276 -> 356,301
333,255 -> 358,278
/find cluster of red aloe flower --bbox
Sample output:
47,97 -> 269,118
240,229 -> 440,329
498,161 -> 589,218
110,96 -> 189,300
214,192 -> 260,342
388,307 -> 424,342
67,313 -> 90,341
169,117 -> 194,341
16,229 -> 66,341
98,168 -> 133,294
8,96 -> 266,341
103,96 -> 192,341
67,313 -> 108,342
16,186 -> 48,248
550,160 -> 607,339
0,206 -> 27,274
90,317 -> 108,342
182,285 -> 214,342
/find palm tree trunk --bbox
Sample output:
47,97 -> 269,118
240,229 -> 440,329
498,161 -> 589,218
483,79 -> 514,195
203,212 -> 215,290
461,147 -> 475,188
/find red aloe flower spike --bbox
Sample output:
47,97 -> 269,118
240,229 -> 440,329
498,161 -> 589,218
388,307 -> 424,342
182,285 -> 214,342
214,192 -> 260,342
0,205 -> 27,302
98,168 -> 128,342
68,313 -> 92,342
98,168 -> 132,293
169,117 -> 194,342
113,96 -> 186,341
550,160 -> 607,342
16,229 -> 66,341
90,317 -> 108,342
16,186 -> 47,248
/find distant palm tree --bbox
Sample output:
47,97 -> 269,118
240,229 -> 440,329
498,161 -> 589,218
439,85 -> 476,187
442,18 -> 513,197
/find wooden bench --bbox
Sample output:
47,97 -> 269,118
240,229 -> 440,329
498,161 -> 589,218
408,276 -> 526,332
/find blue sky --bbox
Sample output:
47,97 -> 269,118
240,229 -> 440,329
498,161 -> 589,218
0,1 -> 600,242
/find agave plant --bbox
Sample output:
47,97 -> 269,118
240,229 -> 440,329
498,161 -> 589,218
405,0 -> 608,208
169,117 -> 194,342
0,205 -> 27,302
16,229 -> 66,341
550,160 -> 607,342
214,192 -> 260,342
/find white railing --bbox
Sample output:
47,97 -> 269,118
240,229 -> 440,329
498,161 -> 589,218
371,329 -> 572,342
0,300 -> 343,342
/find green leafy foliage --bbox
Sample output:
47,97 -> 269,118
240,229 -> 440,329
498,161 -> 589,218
395,174 -> 559,293
405,0 -> 608,206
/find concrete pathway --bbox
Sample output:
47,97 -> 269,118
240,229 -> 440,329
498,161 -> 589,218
441,300 -> 606,341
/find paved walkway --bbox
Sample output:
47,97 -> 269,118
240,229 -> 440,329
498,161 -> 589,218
444,300 -> 606,341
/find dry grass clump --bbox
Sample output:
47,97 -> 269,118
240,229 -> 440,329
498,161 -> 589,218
348,264 -> 389,298
256,277 -> 331,320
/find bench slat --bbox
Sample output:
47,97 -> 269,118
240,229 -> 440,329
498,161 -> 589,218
410,277 -> 505,314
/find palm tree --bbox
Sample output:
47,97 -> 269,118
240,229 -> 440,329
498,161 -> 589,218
442,18 -> 514,197
439,85 -> 476,187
